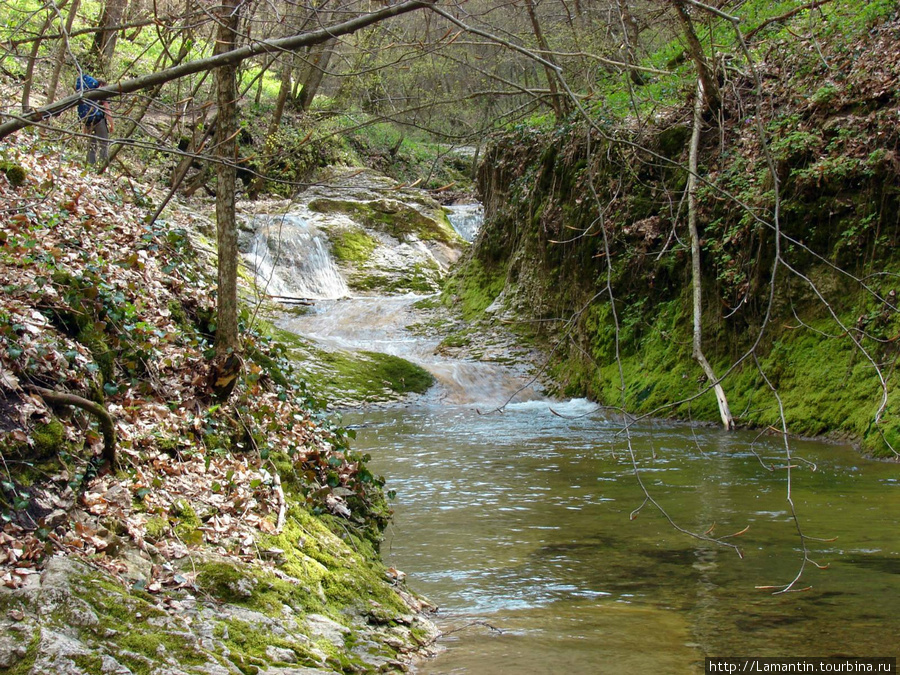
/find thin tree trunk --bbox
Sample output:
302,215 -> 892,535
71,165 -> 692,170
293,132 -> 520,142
253,55 -> 278,105
672,0 -> 720,112
268,58 -> 292,136
22,3 -> 65,112
297,37 -> 336,110
214,0 -> 241,357
46,0 -> 81,103
616,0 -> 645,85
93,0 -> 128,67
524,0 -> 568,119
687,80 -> 733,430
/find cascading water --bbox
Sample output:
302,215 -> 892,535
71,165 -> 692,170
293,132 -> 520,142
246,211 -> 349,300
249,197 -> 532,406
446,203 -> 484,243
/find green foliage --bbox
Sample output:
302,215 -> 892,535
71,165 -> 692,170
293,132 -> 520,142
252,122 -> 350,197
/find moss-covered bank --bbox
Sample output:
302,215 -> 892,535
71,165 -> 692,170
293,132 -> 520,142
448,5 -> 900,456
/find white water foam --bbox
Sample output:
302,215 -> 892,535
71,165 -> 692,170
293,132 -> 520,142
505,398 -> 600,417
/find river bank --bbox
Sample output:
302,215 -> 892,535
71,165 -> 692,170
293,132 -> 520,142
0,141 -> 441,674
445,8 -> 900,458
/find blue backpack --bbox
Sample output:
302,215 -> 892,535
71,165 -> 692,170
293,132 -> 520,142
75,75 -> 105,124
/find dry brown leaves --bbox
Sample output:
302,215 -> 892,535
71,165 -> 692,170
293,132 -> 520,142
0,134 -> 342,588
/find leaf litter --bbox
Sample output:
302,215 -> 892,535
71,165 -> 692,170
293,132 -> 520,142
0,133 -> 378,593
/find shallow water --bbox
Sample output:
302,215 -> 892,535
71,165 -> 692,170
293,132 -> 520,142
344,401 -> 900,673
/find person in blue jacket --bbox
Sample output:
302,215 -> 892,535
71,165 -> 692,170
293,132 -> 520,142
75,74 -> 113,164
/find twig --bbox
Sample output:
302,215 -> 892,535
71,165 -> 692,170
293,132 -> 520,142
744,0 -> 837,40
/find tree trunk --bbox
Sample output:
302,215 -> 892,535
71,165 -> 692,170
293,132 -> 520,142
214,0 -> 241,358
46,0 -> 81,103
268,58 -> 293,137
672,0 -> 720,112
616,0 -> 645,85
92,0 -> 128,68
687,80 -> 733,430
297,37 -> 337,110
22,5 -> 63,112
524,0 -> 569,119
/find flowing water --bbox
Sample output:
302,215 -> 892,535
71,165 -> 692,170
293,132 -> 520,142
346,404 -> 900,673
246,210 -> 350,300
446,204 -> 484,243
255,200 -> 900,673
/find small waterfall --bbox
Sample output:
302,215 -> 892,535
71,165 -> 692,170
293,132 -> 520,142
446,204 -> 483,243
246,213 -> 349,300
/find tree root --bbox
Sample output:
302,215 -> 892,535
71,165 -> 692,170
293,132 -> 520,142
24,385 -> 116,469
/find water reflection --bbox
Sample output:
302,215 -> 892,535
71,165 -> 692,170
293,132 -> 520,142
345,404 -> 900,673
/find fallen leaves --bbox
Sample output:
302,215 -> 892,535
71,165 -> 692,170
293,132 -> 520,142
0,134 -> 381,589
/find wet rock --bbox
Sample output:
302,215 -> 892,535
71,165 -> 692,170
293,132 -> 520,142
260,667 -> 336,675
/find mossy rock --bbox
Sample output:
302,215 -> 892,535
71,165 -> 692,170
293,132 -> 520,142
0,161 -> 26,187
308,198 -> 458,245
326,227 -> 379,264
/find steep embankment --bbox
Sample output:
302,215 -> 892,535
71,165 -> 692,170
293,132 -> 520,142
0,140 -> 436,673
448,5 -> 900,455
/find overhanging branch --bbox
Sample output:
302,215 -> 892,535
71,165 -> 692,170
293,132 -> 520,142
0,0 -> 437,140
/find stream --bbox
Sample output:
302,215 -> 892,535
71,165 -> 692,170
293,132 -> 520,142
254,201 -> 900,673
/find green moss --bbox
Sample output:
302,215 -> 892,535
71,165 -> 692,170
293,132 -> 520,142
439,330 -> 473,349
2,629 -> 40,675
218,617 -> 321,668
77,323 -> 114,385
0,161 -> 26,187
311,349 -> 433,401
309,198 -> 459,245
117,631 -> 207,667
167,499 -> 203,545
144,516 -> 168,541
327,228 -> 379,264
167,299 -> 191,330
31,418 -> 66,456
75,576 -> 165,631
443,257 -> 506,320
71,654 -> 104,675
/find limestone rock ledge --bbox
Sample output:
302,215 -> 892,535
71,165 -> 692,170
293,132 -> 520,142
0,556 -> 438,675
